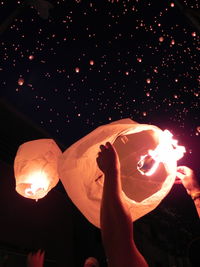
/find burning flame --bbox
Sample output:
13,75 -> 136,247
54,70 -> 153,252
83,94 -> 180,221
137,130 -> 186,176
25,171 -> 49,197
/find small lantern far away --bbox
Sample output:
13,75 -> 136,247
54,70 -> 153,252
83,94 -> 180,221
58,118 -> 185,228
14,139 -> 62,200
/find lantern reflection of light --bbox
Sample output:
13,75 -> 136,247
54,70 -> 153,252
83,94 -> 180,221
137,130 -> 186,176
14,139 -> 62,200
24,171 -> 49,197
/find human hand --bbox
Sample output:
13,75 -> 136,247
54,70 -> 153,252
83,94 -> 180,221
176,166 -> 200,196
84,256 -> 99,267
96,142 -> 120,174
27,249 -> 45,267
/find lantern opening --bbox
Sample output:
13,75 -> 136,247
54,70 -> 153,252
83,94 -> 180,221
25,186 -> 43,196
16,171 -> 50,200
137,154 -> 158,176
137,130 -> 186,176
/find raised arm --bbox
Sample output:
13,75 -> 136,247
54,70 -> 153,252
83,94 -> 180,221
177,166 -> 200,218
96,142 -> 148,267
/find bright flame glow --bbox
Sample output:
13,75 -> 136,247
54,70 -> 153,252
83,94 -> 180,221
137,130 -> 186,176
24,171 -> 49,197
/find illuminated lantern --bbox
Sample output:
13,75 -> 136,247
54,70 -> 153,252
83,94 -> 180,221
29,55 -> 34,60
159,36 -> 164,42
18,78 -> 24,86
58,119 -> 185,228
14,139 -> 62,200
89,60 -> 94,66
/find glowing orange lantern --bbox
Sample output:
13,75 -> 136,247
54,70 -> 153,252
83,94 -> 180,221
18,78 -> 24,86
14,139 -> 62,200
58,119 -> 185,228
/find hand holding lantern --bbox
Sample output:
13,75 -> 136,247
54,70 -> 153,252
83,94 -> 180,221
97,142 -> 120,175
27,250 -> 45,267
59,119 -> 186,228
176,166 -> 200,218
176,166 -> 200,197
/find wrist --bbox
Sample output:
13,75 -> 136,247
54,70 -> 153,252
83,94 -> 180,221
104,168 -> 119,176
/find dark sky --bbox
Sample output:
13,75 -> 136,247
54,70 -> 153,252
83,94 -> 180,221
0,0 -> 199,172
0,0 -> 199,153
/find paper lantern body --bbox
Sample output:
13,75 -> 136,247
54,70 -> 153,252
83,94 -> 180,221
58,119 -> 178,228
14,139 -> 62,200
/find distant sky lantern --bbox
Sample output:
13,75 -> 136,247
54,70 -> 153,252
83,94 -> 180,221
14,139 -> 62,200
159,36 -> 164,42
58,119 -> 185,228
171,39 -> 175,45
29,55 -> 34,60
18,77 -> 24,86
75,67 -> 80,73
137,57 -> 142,62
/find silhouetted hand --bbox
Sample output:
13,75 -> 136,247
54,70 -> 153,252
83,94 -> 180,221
27,250 -> 45,267
84,257 -> 99,267
176,166 -> 200,195
96,142 -> 120,174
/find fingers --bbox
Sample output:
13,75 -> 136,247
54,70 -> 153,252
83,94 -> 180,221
27,249 -> 45,260
99,142 -> 112,151
38,249 -> 45,256
106,142 -> 113,148
100,144 -> 106,151
40,250 -> 45,262
105,141 -> 111,146
97,142 -> 116,161
97,142 -> 113,162
176,171 -> 185,180
174,178 -> 182,184
177,166 -> 187,175
176,166 -> 187,179
177,166 -> 193,178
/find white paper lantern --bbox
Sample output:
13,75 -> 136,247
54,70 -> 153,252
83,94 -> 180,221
58,119 -> 185,228
14,139 -> 62,200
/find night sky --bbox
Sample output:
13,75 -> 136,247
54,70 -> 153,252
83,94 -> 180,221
0,0 -> 199,165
